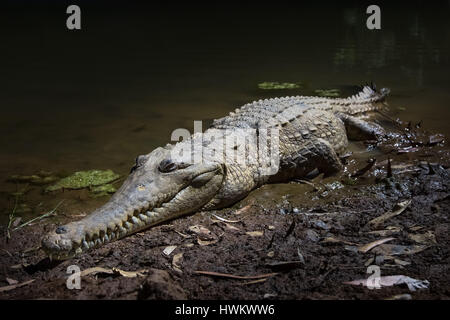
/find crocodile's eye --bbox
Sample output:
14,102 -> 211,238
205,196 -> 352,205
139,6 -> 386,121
130,155 -> 147,173
158,159 -> 178,173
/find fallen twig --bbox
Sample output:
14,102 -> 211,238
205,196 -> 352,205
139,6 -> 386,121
211,213 -> 240,223
239,278 -> 268,285
12,200 -> 64,232
0,279 -> 35,293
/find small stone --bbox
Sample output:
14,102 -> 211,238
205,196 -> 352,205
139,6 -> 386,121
303,229 -> 319,242
314,220 -> 330,230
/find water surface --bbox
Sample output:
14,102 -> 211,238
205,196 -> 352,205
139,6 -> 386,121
1,2 -> 449,223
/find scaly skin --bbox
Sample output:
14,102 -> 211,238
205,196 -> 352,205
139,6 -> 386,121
42,85 -> 389,260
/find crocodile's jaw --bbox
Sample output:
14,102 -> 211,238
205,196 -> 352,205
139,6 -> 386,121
41,147 -> 225,260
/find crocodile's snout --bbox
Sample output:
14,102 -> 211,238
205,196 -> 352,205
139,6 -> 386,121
42,147 -> 226,260
42,231 -> 77,260
42,233 -> 72,251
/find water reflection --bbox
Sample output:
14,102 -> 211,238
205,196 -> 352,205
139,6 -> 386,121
333,4 -> 449,87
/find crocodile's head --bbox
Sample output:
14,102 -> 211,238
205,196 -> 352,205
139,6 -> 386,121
42,146 -> 225,260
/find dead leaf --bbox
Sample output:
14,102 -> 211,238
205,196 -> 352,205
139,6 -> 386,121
368,200 -> 411,227
234,204 -> 252,215
365,257 -> 374,266
225,223 -> 241,232
80,267 -> 112,277
246,231 -> 264,237
394,259 -> 411,266
162,245 -> 177,256
172,253 -> 183,273
112,268 -> 147,278
188,225 -> 217,241
197,238 -> 218,246
6,278 -> 18,285
80,267 -> 147,278
0,279 -> 35,293
358,237 -> 395,253
372,244 -> 428,256
344,275 -> 429,291
297,248 -> 305,264
174,230 -> 191,239
367,226 -> 401,237
408,231 -> 437,244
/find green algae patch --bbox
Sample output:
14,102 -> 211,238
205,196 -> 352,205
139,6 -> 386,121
314,89 -> 341,97
258,82 -> 302,90
45,170 -> 120,193
89,183 -> 117,197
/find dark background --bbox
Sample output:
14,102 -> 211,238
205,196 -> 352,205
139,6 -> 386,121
0,0 -> 449,174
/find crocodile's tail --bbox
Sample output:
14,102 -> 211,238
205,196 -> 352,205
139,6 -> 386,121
332,83 -> 390,115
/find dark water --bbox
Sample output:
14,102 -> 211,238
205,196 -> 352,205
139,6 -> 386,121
1,2 -> 449,222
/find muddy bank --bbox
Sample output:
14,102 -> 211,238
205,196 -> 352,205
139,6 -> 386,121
1,124 -> 450,300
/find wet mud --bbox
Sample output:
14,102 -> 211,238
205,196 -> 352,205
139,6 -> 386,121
0,121 -> 449,300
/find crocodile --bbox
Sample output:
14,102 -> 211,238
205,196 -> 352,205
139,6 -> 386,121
42,85 -> 390,260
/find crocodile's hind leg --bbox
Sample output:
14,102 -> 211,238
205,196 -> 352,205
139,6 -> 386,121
338,114 -> 385,141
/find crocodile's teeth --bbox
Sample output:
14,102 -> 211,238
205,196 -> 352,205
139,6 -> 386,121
154,207 -> 165,214
82,240 -> 89,249
146,211 -> 157,218
124,222 -> 133,229
131,216 -> 140,225
104,234 -> 109,242
139,214 -> 148,222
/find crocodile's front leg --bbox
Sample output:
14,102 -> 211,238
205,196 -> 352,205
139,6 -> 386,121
269,138 -> 343,183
